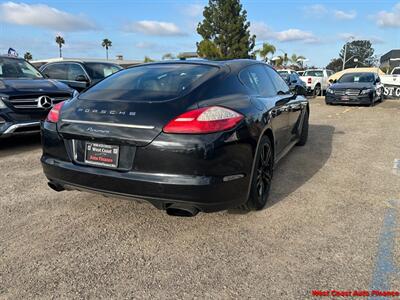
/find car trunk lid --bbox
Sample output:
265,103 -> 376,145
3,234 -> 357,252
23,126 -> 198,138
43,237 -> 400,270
57,98 -> 194,146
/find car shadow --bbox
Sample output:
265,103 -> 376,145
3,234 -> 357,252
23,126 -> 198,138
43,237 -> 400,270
265,124 -> 335,208
0,134 -> 41,158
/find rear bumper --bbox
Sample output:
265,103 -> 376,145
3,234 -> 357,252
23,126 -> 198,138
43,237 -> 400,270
0,121 -> 40,137
42,156 -> 249,212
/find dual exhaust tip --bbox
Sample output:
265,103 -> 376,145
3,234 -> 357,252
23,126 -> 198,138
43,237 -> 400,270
166,204 -> 199,217
47,182 -> 199,217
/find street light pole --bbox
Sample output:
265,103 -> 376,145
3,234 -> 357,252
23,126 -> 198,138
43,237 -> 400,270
342,42 -> 348,70
342,36 -> 355,70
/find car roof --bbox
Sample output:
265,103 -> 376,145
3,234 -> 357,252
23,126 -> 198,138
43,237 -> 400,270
340,72 -> 377,76
135,59 -> 265,73
45,59 -> 120,65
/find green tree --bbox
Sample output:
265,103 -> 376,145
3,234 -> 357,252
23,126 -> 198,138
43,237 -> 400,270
339,40 -> 377,69
55,35 -> 65,58
102,38 -> 112,60
162,53 -> 175,60
197,40 -> 222,59
326,58 -> 343,72
197,0 -> 256,59
24,52 -> 33,61
144,56 -> 155,63
290,54 -> 306,67
255,42 -> 276,62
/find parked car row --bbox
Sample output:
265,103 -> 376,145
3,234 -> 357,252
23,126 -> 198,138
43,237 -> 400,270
0,56 -> 122,138
0,55 -> 392,217
40,60 -> 122,92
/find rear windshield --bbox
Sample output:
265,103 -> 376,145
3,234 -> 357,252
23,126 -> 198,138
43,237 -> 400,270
338,73 -> 375,83
80,64 -> 218,102
84,63 -> 122,80
303,70 -> 323,77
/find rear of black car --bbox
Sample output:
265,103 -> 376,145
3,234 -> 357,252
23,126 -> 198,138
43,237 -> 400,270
41,62 -> 254,213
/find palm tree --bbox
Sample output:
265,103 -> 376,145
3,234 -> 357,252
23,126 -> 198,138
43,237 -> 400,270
275,53 -> 289,67
290,54 -> 306,67
55,35 -> 65,58
102,38 -> 112,60
255,42 -> 276,62
24,52 -> 33,61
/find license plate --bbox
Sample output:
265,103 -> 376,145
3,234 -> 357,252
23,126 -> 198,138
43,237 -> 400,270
341,96 -> 350,101
84,142 -> 119,168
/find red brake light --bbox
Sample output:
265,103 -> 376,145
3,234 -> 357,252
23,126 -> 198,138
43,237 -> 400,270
46,101 -> 65,123
307,77 -> 312,84
163,106 -> 244,134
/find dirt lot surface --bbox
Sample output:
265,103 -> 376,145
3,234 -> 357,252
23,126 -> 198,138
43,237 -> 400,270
1,97 -> 400,299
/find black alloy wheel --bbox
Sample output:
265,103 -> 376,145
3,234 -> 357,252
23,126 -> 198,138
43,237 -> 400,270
240,136 -> 274,211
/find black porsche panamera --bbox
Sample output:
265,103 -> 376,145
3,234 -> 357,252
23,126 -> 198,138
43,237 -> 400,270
41,60 -> 309,216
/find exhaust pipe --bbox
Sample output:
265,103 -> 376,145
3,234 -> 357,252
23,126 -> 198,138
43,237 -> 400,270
48,182 -> 65,192
166,204 -> 199,217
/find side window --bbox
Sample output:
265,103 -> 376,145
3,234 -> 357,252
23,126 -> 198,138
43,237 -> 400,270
239,65 -> 277,97
67,64 -> 86,81
42,64 -> 67,80
265,66 -> 290,94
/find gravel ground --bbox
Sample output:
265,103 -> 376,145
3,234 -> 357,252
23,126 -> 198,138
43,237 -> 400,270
1,97 -> 400,299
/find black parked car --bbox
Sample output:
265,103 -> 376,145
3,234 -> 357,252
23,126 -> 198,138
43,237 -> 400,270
40,60 -> 123,92
325,72 -> 384,106
0,56 -> 75,138
41,60 -> 309,216
279,72 -> 307,95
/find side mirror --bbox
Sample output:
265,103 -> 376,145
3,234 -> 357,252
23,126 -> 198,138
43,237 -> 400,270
75,74 -> 89,82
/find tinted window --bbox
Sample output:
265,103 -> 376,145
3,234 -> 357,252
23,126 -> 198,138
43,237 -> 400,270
291,73 -> 300,81
265,66 -> 290,94
304,70 -> 323,77
42,64 -> 67,80
239,65 -> 276,97
279,72 -> 290,81
85,63 -> 122,80
338,73 -> 375,83
67,63 -> 86,81
80,64 -> 217,102
0,57 -> 43,79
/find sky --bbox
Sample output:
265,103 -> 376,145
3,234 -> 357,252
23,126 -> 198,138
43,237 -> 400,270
0,0 -> 399,67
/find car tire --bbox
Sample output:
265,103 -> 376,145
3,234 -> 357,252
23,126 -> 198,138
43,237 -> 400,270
314,85 -> 321,97
239,136 -> 274,212
370,98 -> 375,107
296,110 -> 309,146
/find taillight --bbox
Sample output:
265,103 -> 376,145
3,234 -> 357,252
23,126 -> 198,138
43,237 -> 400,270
163,106 -> 244,134
307,77 -> 312,84
46,101 -> 65,123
